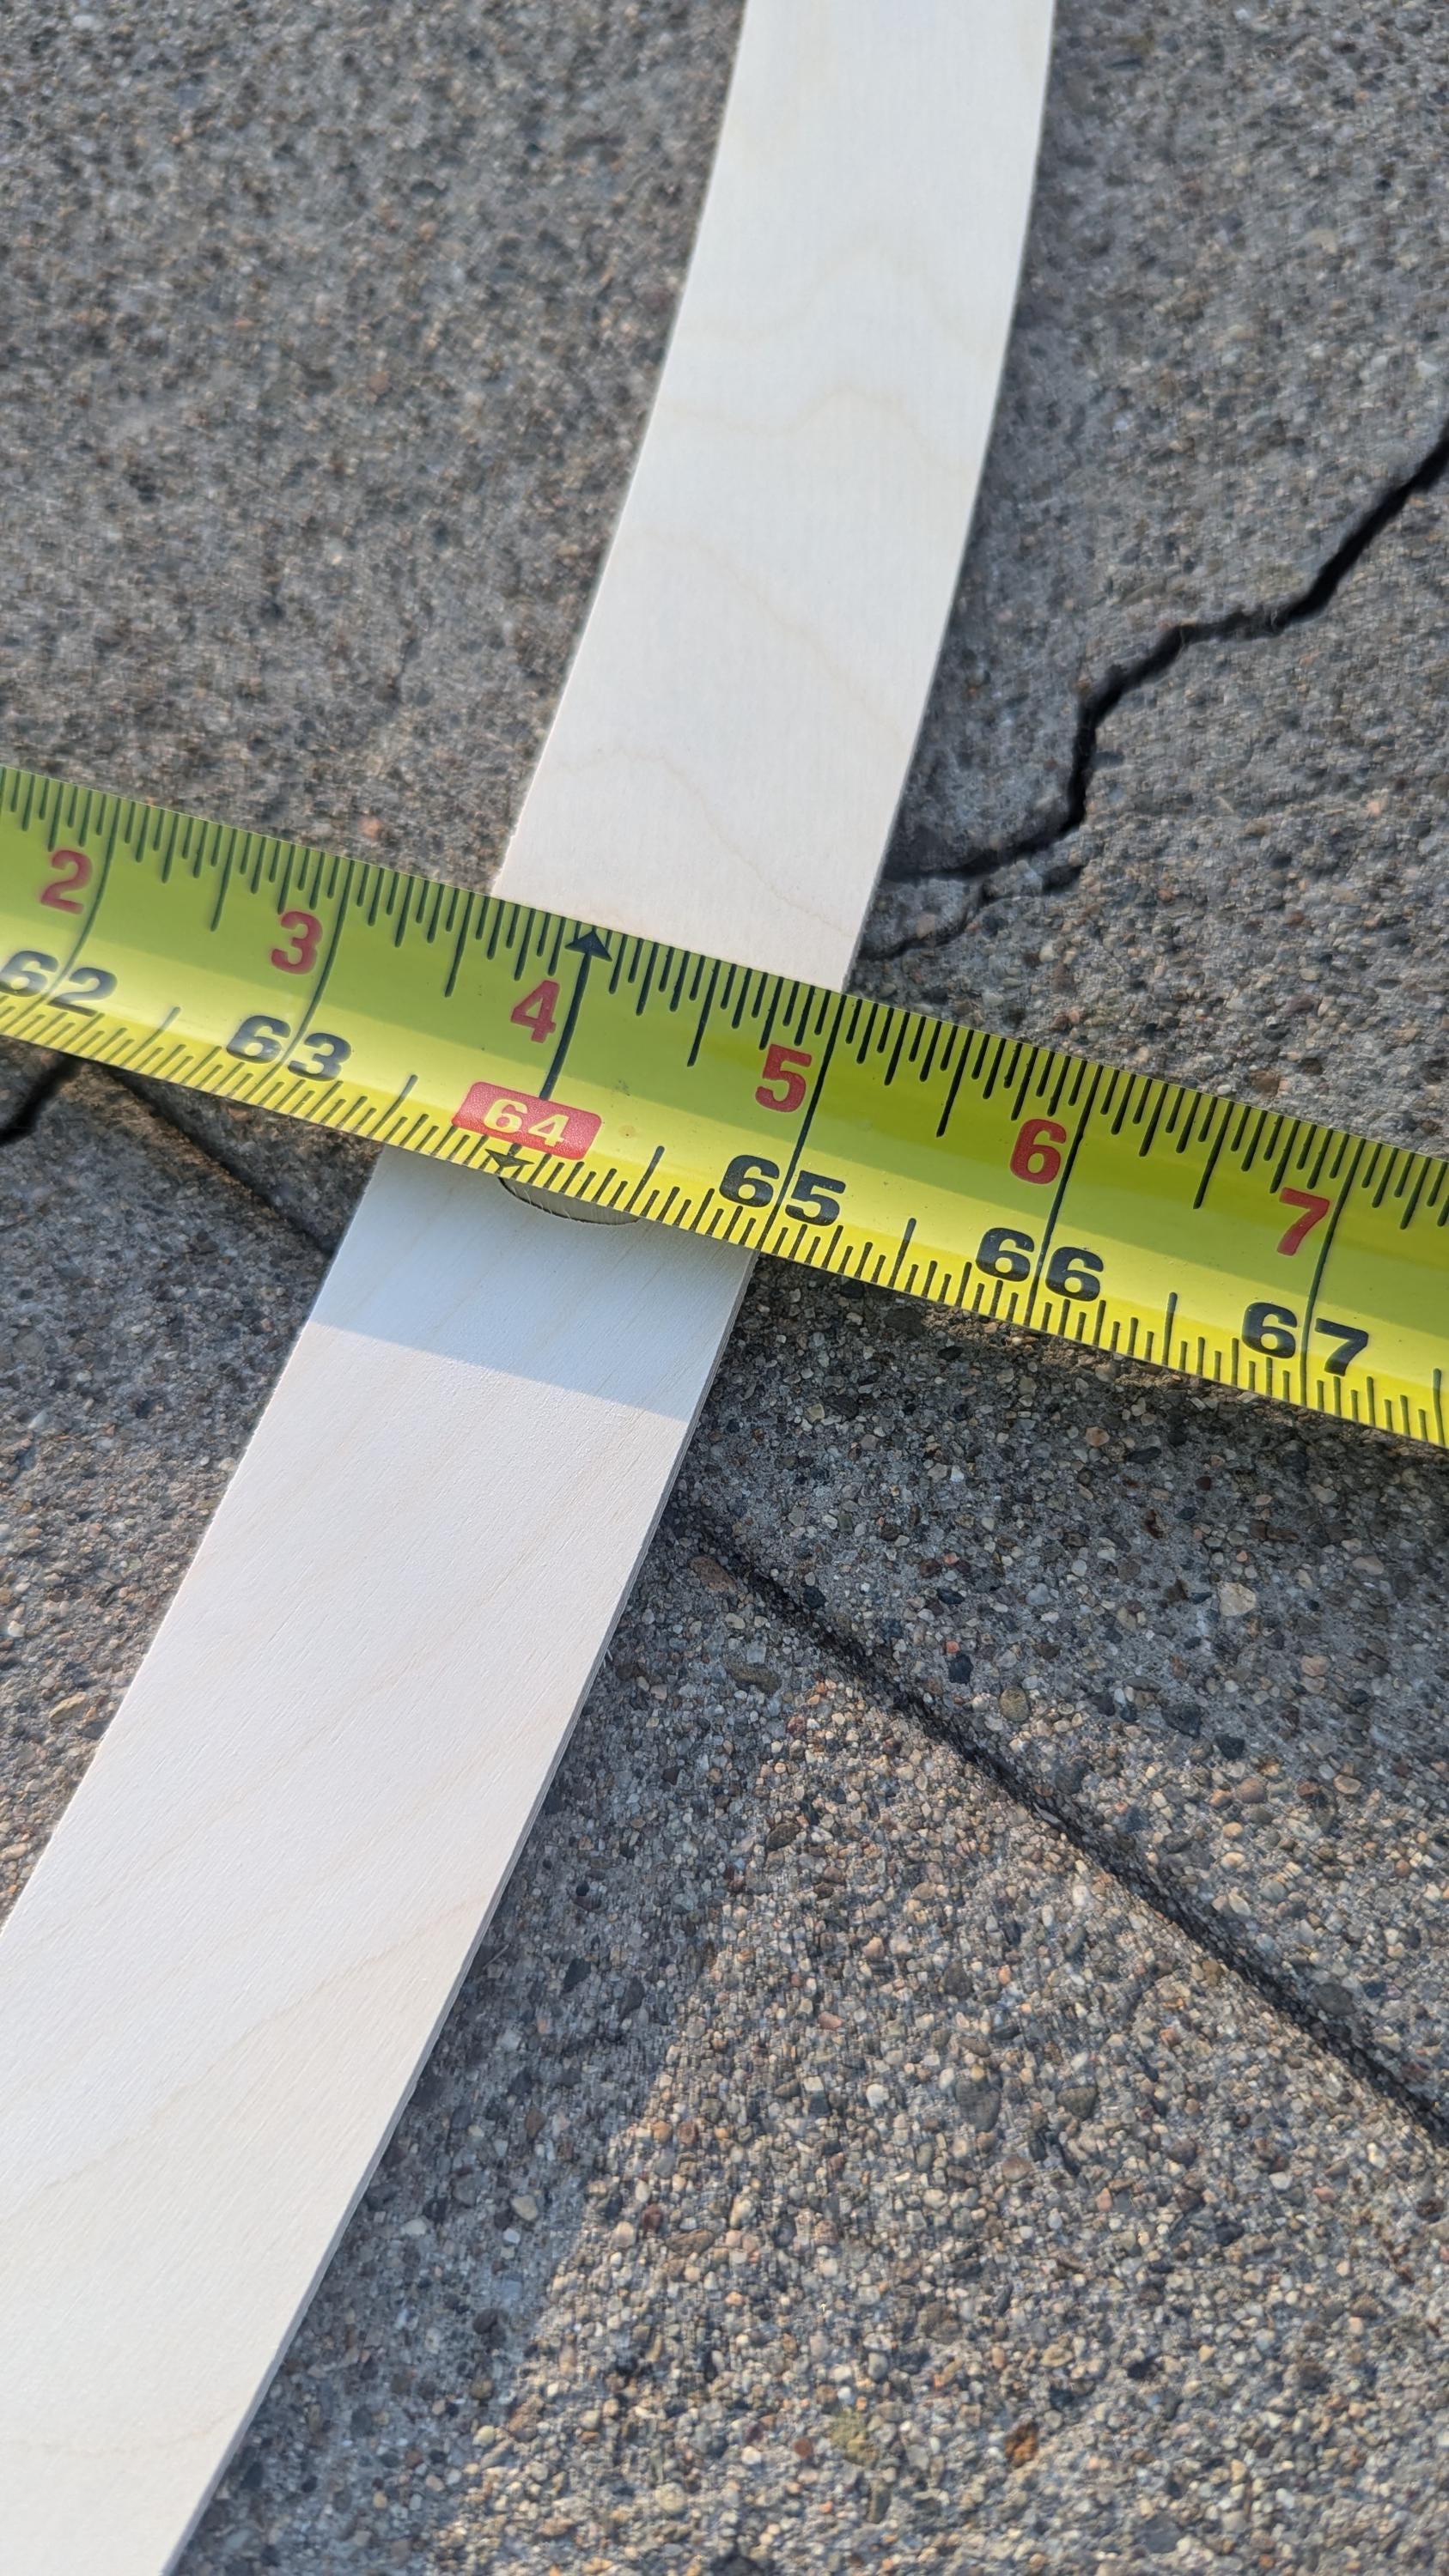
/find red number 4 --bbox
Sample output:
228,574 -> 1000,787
756,1043 -> 813,1113
510,979 -> 560,1043
1276,1188 -> 1331,1255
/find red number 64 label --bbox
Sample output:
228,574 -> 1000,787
452,1079 -> 600,1160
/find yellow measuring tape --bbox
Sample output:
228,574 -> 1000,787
1,762 -> 1444,1449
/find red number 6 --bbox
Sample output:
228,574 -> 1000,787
1010,1115 -> 1067,1184
271,909 -> 323,974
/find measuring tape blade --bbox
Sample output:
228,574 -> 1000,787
0,763 -> 1444,1449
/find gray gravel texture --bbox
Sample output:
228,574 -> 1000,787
0,0 -> 1446,2571
189,1539 -> 1449,2576
720,480 -> 1449,2137
0,1036 -> 54,1127
889,0 -> 1449,872
0,1071 -> 321,1922
870,478 -> 1449,1154
0,0 -> 744,1238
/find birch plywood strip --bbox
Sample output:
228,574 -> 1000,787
508,0 -> 1056,976
0,5 -> 1053,2568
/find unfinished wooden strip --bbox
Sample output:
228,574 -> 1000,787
0,6 -> 1053,2569
506,0 -> 1055,975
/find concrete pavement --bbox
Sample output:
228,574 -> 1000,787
0,3 -> 1446,2568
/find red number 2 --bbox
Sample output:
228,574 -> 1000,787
271,910 -> 322,974
40,848 -> 92,914
1010,1116 -> 1067,1184
756,1043 -> 813,1113
510,980 -> 560,1044
1276,1188 -> 1331,1255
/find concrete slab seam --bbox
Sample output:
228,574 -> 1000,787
675,1504 -> 1449,2159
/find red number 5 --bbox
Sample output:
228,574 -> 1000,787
756,1042 -> 813,1113
40,848 -> 92,913
271,909 -> 322,974
1010,1116 -> 1067,1184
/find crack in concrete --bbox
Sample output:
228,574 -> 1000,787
5,1034 -> 1441,2142
79,413 -> 1449,1213
9,414 -> 1445,2167
677,1504 -> 1449,2160
0,1057 -> 77,1146
882,404 -> 1449,933
107,1070 -> 342,1256
0,1043 -> 341,1251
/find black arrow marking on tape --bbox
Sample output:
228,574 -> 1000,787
541,927 -> 611,1097
479,1138 -> 535,1179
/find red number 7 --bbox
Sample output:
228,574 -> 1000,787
1277,1188 -> 1331,1256
756,1043 -> 813,1114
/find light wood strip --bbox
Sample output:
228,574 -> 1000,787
0,6 -> 1053,2567
507,0 -> 1055,978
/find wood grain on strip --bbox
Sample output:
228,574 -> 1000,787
0,6 -> 1053,2568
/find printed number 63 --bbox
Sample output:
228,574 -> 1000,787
227,1013 -> 351,1080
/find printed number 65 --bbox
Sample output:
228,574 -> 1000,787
720,1155 -> 845,1225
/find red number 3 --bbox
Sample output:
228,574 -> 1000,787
271,909 -> 322,974
40,848 -> 92,914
